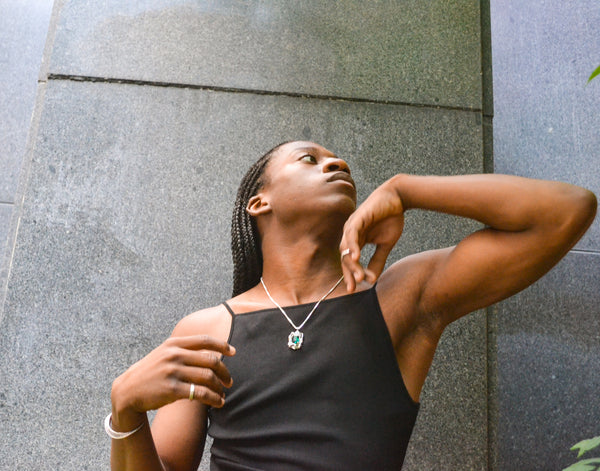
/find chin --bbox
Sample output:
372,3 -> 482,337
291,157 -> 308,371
342,196 -> 358,213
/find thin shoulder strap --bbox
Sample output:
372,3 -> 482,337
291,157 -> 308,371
222,301 -> 235,317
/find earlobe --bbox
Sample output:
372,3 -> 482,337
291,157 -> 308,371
246,194 -> 272,217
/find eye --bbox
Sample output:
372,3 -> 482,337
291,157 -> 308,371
300,154 -> 317,164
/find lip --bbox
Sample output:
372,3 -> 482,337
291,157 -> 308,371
327,172 -> 356,188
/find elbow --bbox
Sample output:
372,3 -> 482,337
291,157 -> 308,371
574,188 -> 597,228
557,187 -> 597,244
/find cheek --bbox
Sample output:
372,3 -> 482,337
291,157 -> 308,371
273,183 -> 309,205
268,178 -> 319,213
269,171 -> 313,196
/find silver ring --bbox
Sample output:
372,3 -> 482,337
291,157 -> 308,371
189,383 -> 196,401
341,248 -> 351,258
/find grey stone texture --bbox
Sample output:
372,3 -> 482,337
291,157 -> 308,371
0,0 -> 505,469
0,78 -> 486,470
496,252 -> 600,470
404,312 -> 487,470
0,204 -> 12,270
48,0 -> 483,109
491,1 -> 600,469
0,202 -> 13,319
0,0 -> 54,203
492,0 -> 600,251
0,0 -> 55,324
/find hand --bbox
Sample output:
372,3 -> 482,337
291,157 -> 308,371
111,335 -> 236,417
340,180 -> 405,292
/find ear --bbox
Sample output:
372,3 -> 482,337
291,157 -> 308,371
246,193 -> 272,217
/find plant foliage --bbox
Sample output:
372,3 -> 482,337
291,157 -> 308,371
588,65 -> 600,83
563,458 -> 600,471
563,436 -> 600,471
573,437 -> 600,459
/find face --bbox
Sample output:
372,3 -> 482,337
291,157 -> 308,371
256,141 -> 357,220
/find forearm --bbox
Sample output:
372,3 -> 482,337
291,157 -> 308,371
110,381 -> 167,471
107,329 -> 232,471
387,173 -> 596,236
353,173 -> 596,321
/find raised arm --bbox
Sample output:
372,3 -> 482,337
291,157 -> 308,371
340,173 -> 597,325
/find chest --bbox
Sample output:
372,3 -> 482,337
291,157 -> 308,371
208,292 -> 419,469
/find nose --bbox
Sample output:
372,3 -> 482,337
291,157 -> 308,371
323,157 -> 350,174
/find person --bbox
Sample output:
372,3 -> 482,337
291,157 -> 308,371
107,141 -> 596,470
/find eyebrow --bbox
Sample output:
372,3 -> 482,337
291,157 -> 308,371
294,147 -> 338,159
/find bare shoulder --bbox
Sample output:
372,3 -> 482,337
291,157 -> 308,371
172,303 -> 233,342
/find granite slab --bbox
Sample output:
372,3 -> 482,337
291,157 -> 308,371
0,79 -> 485,469
0,0 -> 55,203
0,202 -> 13,275
491,0 -> 600,252
496,252 -> 600,470
48,0 -> 483,109
403,310 -> 488,471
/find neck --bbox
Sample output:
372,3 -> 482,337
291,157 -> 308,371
260,231 -> 345,305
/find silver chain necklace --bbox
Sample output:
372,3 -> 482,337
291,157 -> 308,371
260,275 -> 344,350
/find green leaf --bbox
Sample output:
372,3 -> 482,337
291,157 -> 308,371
572,437 -> 600,458
588,64 -> 600,83
563,458 -> 600,471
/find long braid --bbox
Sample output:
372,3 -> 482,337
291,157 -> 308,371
231,142 -> 292,296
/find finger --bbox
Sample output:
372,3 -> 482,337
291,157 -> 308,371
341,256 -> 367,292
340,247 -> 367,292
340,238 -> 366,293
179,365 -> 225,396
182,381 -> 226,408
168,335 -> 236,356
341,219 -> 363,264
183,351 -> 233,387
340,254 -> 356,292
366,244 -> 393,281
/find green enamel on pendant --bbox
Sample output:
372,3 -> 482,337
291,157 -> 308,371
288,330 -> 304,350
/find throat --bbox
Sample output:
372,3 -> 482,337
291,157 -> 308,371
259,271 -> 345,305
260,245 -> 346,305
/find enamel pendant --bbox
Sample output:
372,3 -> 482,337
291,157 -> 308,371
288,330 -> 304,350
260,275 -> 343,352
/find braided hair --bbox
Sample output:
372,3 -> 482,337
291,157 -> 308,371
231,142 -> 293,296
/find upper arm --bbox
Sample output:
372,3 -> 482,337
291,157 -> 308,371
381,189 -> 596,328
150,307 -> 231,471
419,228 -> 550,323
418,207 -> 594,325
152,399 -> 208,471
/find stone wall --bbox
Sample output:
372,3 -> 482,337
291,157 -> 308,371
491,1 -> 600,469
1,1 -> 496,469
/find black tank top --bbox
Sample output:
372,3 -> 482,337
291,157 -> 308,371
208,286 -> 419,471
